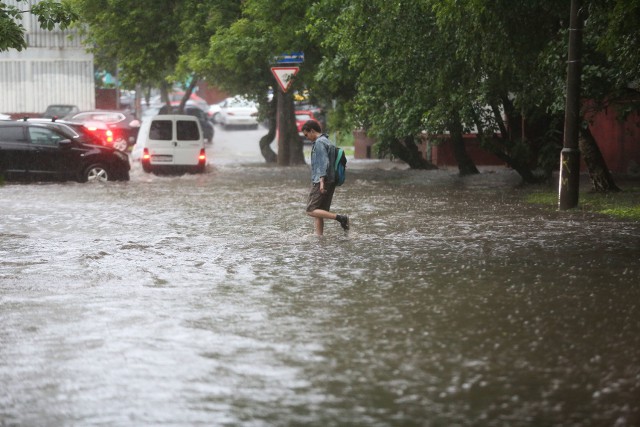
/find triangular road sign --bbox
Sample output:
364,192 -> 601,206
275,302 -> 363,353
271,67 -> 299,93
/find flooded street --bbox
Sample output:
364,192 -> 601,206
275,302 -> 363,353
1,127 -> 640,426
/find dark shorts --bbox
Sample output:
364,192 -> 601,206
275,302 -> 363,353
306,182 -> 336,212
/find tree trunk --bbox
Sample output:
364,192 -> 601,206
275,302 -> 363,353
178,76 -> 198,113
276,91 -> 289,166
276,90 -> 305,166
579,125 -> 620,192
260,97 -> 277,163
475,135 -> 539,184
479,101 -> 539,184
448,115 -> 479,176
390,136 -> 437,169
160,81 -> 171,106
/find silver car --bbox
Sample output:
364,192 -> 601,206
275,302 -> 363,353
216,96 -> 259,129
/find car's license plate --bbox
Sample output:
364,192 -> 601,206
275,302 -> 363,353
152,155 -> 173,162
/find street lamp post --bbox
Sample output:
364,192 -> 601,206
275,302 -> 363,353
559,0 -> 583,210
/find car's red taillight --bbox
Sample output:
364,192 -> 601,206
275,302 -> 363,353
83,124 -> 113,146
198,148 -> 206,162
142,148 -> 151,161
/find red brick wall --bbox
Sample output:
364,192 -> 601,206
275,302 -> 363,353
95,88 -> 117,110
351,108 -> 640,174
586,105 -> 640,174
353,130 -> 505,165
353,129 -> 377,159
429,134 -> 504,167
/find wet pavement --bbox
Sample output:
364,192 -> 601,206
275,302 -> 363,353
1,127 -> 640,426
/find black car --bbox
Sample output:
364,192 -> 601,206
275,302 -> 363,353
0,121 -> 130,183
65,110 -> 141,152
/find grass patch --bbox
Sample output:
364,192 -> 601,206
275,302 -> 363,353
342,147 -> 355,157
335,131 -> 354,147
524,186 -> 640,220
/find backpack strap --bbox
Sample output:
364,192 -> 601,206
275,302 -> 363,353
334,147 -> 344,170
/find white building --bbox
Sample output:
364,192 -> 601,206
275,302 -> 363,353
0,0 -> 94,115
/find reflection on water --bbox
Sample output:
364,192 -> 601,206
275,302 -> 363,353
1,163 -> 639,426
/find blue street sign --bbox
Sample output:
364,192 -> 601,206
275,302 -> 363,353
275,52 -> 304,64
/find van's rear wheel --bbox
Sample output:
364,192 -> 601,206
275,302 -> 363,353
83,164 -> 110,183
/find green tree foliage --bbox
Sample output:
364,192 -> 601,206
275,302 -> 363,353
589,0 -> 640,85
0,0 -> 77,51
69,0 -> 319,164
308,0 -> 570,179
63,0 -> 639,175
203,0 -> 319,164
307,0 -> 638,181
68,0 -> 179,88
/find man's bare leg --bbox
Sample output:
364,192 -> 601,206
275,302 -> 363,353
307,209 -> 335,236
307,209 -> 348,235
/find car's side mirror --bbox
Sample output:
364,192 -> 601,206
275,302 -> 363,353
58,139 -> 73,148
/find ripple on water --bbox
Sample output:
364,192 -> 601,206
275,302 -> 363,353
1,166 -> 639,425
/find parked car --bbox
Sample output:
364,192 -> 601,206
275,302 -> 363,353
295,102 -> 325,127
169,92 -> 209,112
207,103 -> 221,122
133,114 -> 206,174
149,92 -> 209,112
42,104 -> 79,119
0,120 -> 130,182
24,118 -> 114,148
216,96 -> 259,129
66,110 -> 141,152
119,90 -> 136,108
295,110 -> 318,144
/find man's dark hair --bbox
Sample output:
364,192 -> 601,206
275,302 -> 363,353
301,120 -> 322,133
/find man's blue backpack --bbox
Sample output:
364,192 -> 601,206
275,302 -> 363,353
334,147 -> 347,186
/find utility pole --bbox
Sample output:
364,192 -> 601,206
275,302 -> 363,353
559,0 -> 583,209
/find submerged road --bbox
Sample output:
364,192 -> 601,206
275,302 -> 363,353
1,125 -> 639,426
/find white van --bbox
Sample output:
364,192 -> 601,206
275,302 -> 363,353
134,114 -> 207,174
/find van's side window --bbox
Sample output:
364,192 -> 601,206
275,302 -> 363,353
177,120 -> 199,141
150,120 -> 172,140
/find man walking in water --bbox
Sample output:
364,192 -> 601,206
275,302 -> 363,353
302,120 -> 349,236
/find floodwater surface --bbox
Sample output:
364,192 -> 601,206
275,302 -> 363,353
1,155 -> 639,426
